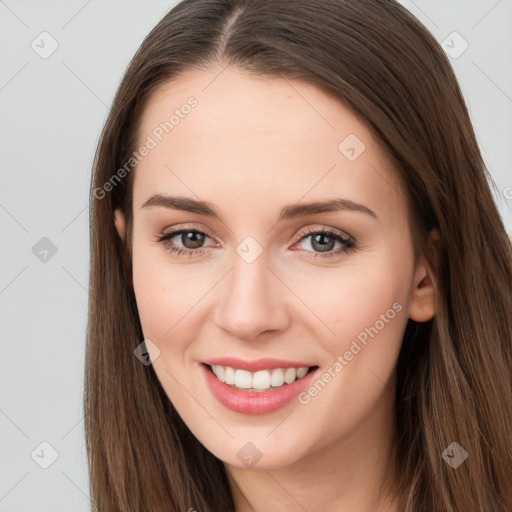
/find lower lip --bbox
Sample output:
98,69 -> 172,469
200,363 -> 319,415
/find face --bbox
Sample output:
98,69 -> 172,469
114,65 -> 435,469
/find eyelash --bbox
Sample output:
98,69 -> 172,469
154,226 -> 356,260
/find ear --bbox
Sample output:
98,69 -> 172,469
114,208 -> 126,240
407,230 -> 438,322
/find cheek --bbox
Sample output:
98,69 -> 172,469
131,238 -> 221,357
280,259 -> 411,449
338,267 -> 405,342
330,257 -> 411,372
131,239 -> 195,341
280,255 -> 410,349
285,250 -> 411,413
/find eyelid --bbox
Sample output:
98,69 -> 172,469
158,223 -> 219,241
292,225 -> 353,244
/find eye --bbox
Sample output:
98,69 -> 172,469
155,225 -> 356,259
291,227 -> 356,259
155,227 -> 217,257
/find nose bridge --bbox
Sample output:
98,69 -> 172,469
213,242 -> 289,339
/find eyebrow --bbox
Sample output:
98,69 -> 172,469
141,194 -> 378,221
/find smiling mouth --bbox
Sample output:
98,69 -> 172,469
204,363 -> 318,392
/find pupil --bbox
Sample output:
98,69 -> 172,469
182,231 -> 205,249
312,234 -> 335,253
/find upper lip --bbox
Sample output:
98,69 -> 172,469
202,357 -> 316,372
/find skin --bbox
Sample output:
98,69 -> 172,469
114,65 -> 436,512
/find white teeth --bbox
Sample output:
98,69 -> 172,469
234,369 -> 253,389
296,367 -> 308,378
284,368 -> 297,384
214,365 -> 225,382
210,365 -> 311,391
224,366 -> 236,385
253,370 -> 271,390
270,368 -> 284,387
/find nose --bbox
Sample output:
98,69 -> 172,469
213,254 -> 291,341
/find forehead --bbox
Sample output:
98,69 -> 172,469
132,66 -> 404,222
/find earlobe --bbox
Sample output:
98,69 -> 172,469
114,208 -> 126,240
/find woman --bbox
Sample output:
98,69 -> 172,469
85,0 -> 512,510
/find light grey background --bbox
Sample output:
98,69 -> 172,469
0,1 -> 511,511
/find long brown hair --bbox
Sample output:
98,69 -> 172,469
85,1 -> 512,510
